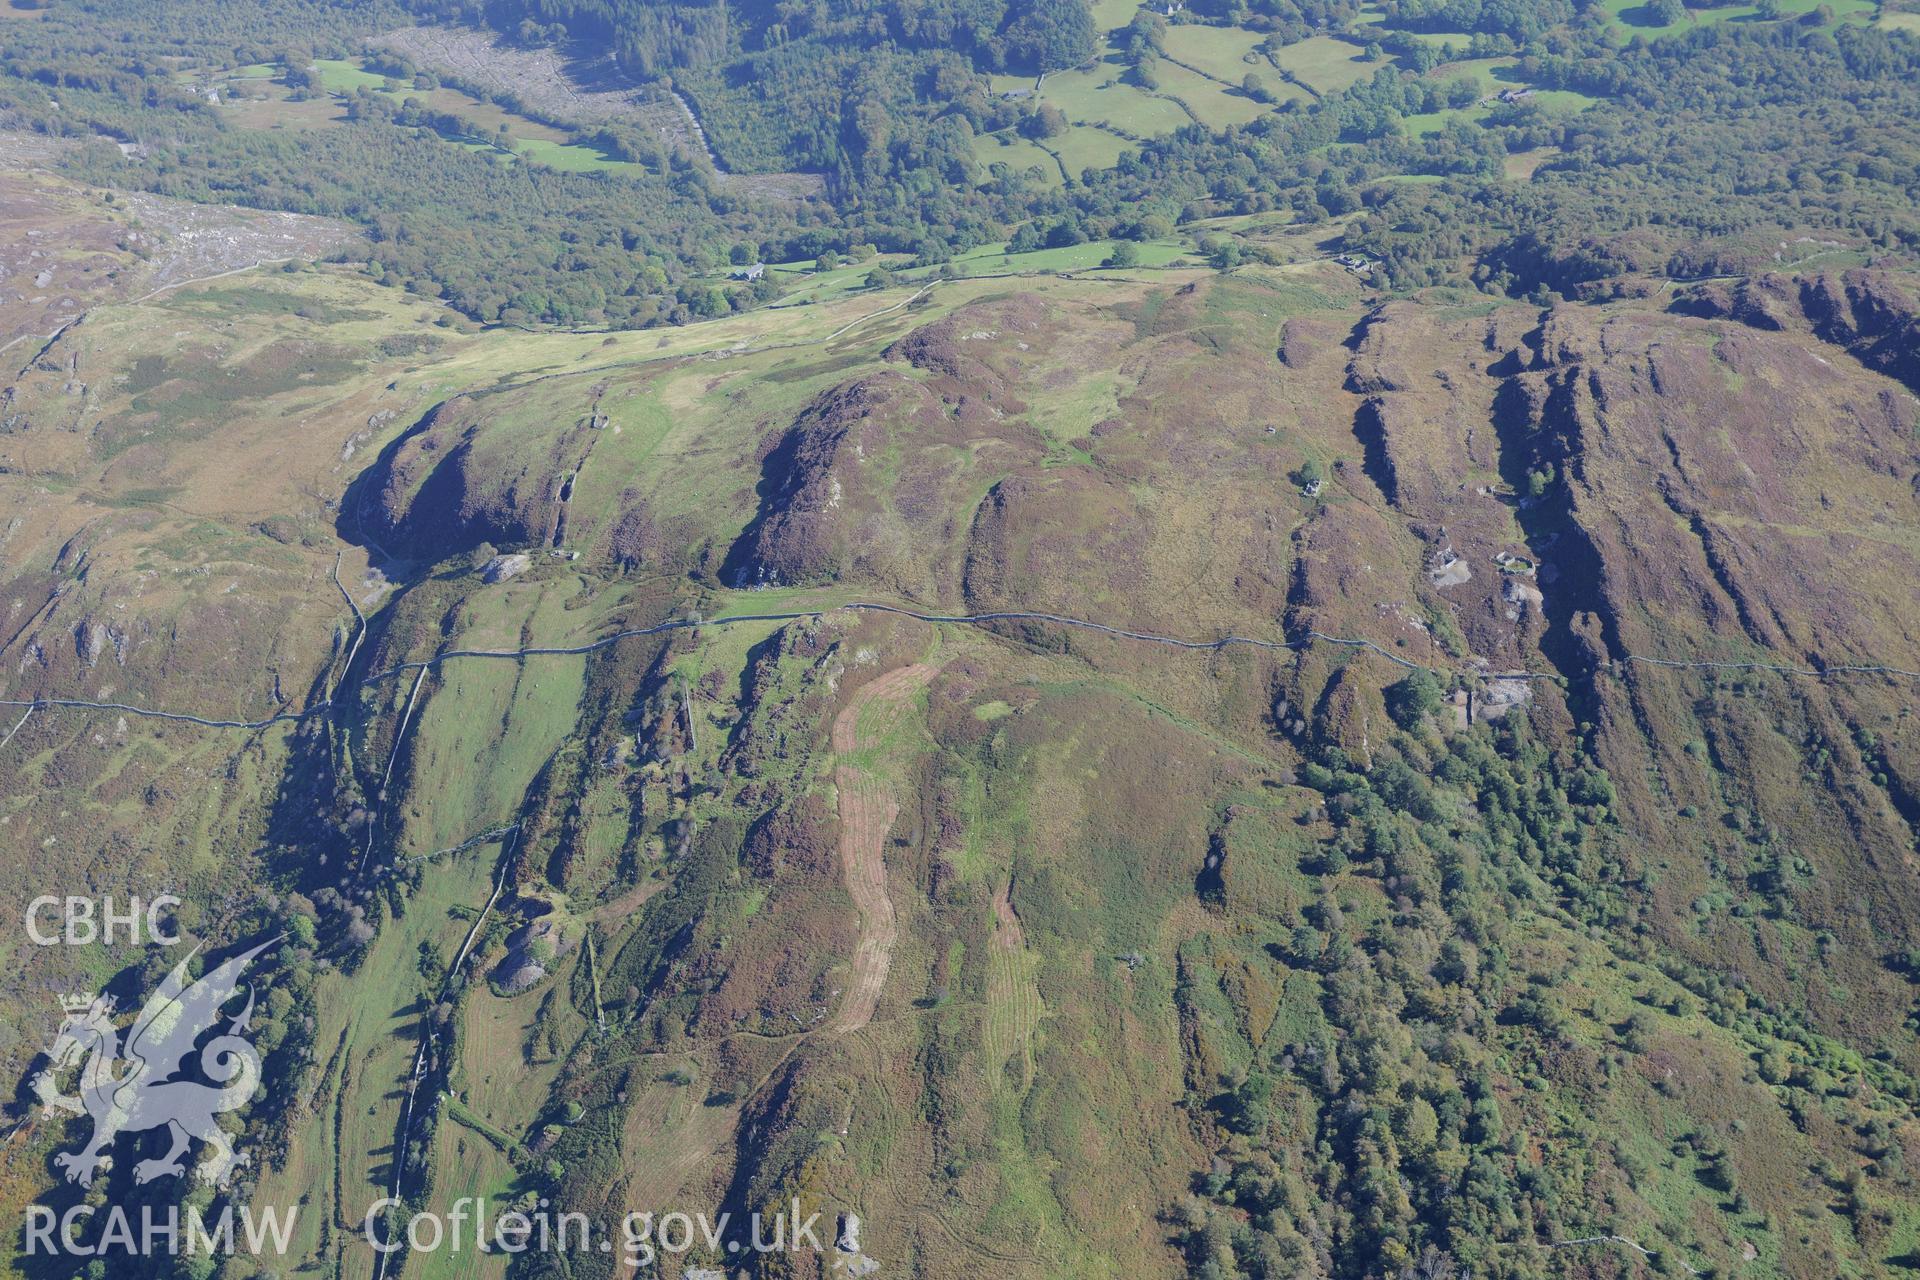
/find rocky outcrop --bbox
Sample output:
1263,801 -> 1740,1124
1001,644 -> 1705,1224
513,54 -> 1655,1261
721,336 -> 1047,599
721,379 -> 889,588
357,395 -> 570,563
1676,268 -> 1920,394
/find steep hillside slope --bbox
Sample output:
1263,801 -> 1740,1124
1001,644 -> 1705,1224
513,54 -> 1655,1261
4,258 -> 1920,1280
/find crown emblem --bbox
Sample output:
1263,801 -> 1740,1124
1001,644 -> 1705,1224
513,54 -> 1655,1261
38,938 -> 275,1189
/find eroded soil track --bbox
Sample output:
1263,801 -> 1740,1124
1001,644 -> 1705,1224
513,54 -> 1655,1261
617,660 -> 934,1212
827,662 -> 936,1034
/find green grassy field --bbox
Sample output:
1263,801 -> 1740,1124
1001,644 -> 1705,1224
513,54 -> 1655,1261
1086,0 -> 1143,31
974,37 -> 1289,184
313,57 -> 398,94
1503,146 -> 1560,179
1599,0 -> 1874,35
952,238 -> 1192,274
1152,57 -> 1269,128
761,233 -> 1195,310
974,130 -> 1068,186
1046,123 -> 1133,176
1525,87 -> 1601,112
509,134 -> 644,173
1401,85 -> 1596,136
1398,104 -> 1490,136
1035,63 -> 1193,135
397,87 -> 571,142
1269,34 -> 1381,94
187,61 -> 279,82
760,256 -> 900,305
1424,54 -> 1523,95
1161,24 -> 1269,81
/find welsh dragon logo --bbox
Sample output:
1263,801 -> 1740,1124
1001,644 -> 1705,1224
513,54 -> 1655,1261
29,938 -> 276,1188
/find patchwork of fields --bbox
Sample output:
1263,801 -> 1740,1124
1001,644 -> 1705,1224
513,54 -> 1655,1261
968,0 -> 1623,189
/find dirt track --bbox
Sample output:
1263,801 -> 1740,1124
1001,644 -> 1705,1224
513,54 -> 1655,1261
827,662 -> 936,1033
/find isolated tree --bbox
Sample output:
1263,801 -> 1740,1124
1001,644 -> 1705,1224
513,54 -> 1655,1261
1024,102 -> 1069,139
1386,670 -> 1444,729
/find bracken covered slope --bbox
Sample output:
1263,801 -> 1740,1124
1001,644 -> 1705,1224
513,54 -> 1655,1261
4,258 -> 1920,1280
